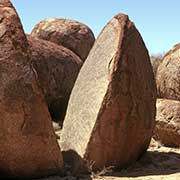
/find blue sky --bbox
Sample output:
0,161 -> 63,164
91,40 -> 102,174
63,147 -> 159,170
11,0 -> 179,55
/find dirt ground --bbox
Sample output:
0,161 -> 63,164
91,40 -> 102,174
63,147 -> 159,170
35,138 -> 180,180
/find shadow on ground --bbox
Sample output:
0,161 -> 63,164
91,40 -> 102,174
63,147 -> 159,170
36,175 -> 92,180
106,149 -> 180,178
35,145 -> 180,180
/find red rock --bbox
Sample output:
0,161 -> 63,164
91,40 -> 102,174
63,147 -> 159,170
0,1 -> 63,179
154,99 -> 180,147
60,14 -> 157,172
31,18 -> 95,61
156,44 -> 180,100
27,35 -> 82,126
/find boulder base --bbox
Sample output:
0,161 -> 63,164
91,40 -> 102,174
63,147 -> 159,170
60,13 -> 156,172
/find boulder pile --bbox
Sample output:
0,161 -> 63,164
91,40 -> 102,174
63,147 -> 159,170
0,0 -> 160,179
27,35 -> 82,126
30,18 -> 95,126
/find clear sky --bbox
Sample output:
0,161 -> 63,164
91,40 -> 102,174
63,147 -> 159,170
11,0 -> 179,55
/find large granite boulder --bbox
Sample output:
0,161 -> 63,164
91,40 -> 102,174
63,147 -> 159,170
31,18 -> 95,61
60,13 -> 157,172
156,44 -> 180,100
154,99 -> 180,147
0,1 -> 63,179
27,35 -> 82,126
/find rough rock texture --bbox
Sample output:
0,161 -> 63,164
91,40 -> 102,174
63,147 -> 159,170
0,1 -> 63,179
31,18 -> 95,61
27,35 -> 82,126
154,99 -> 180,147
60,14 -> 157,172
156,43 -> 180,100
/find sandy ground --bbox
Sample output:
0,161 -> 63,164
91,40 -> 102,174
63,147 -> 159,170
35,137 -> 180,180
92,139 -> 180,180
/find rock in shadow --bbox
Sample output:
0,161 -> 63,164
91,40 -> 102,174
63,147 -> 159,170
107,149 -> 180,177
33,175 -> 92,180
33,150 -> 92,180
62,150 -> 89,176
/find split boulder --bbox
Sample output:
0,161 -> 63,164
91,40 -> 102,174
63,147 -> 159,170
60,14 -> 157,172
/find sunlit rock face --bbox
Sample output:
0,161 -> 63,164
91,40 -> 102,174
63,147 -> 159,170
156,43 -> 180,101
31,18 -> 95,61
60,13 -> 156,173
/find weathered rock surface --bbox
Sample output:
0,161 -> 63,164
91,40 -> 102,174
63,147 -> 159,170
60,14 -> 157,172
154,99 -> 180,147
27,35 -> 82,126
0,1 -> 63,179
31,18 -> 95,61
156,43 -> 180,100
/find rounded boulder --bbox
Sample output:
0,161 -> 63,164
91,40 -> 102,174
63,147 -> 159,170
156,44 -> 180,100
27,35 -> 83,126
31,18 -> 95,61
154,99 -> 180,148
